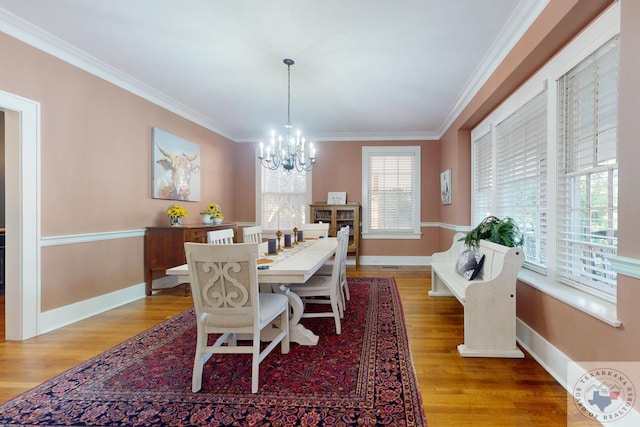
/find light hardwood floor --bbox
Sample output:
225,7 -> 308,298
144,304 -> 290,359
0,267 -> 594,426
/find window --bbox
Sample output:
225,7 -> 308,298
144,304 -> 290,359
471,15 -> 619,302
259,165 -> 311,232
557,36 -> 619,298
495,89 -> 548,270
362,146 -> 421,239
473,89 -> 548,270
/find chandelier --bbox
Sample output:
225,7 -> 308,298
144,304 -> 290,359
258,58 -> 316,172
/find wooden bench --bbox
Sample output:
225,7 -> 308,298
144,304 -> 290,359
429,232 -> 525,358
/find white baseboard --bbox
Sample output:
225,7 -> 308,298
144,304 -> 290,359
38,282 -> 146,335
516,317 -> 570,389
517,318 -> 640,425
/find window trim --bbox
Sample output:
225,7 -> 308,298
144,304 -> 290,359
361,146 -> 421,239
555,35 -> 620,298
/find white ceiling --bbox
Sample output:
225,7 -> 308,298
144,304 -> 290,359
0,0 -> 547,142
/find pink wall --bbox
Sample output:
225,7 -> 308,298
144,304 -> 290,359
1,33 -> 237,309
233,142 -> 257,223
235,139 -> 444,256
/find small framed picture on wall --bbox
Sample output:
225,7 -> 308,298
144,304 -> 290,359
440,169 -> 452,205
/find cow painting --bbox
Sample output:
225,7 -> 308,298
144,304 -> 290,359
152,128 -> 201,201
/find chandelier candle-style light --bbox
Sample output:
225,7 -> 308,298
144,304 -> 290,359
258,58 -> 316,172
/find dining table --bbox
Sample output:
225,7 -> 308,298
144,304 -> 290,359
166,237 -> 338,345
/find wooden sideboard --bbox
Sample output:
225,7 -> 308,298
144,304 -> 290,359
144,224 -> 237,295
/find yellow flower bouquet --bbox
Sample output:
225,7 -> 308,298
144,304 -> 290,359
167,204 -> 188,218
200,203 -> 220,216
201,202 -> 223,224
167,204 -> 188,226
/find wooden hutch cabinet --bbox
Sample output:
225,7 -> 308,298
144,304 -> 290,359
310,202 -> 360,267
144,224 -> 237,295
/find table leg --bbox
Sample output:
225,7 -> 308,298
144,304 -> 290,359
260,284 -> 319,346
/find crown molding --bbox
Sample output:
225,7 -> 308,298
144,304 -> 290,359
436,0 -> 549,137
0,7 -> 235,140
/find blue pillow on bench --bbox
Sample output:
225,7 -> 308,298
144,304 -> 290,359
455,249 -> 485,280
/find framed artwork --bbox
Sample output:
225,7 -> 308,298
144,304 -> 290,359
440,168 -> 452,205
152,128 -> 201,201
327,191 -> 347,204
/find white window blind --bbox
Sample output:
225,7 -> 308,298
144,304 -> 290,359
472,131 -> 493,226
260,167 -> 310,232
362,146 -> 421,238
557,35 -> 619,298
494,89 -> 548,269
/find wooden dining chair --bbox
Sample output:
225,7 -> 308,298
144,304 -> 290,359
287,227 -> 346,334
207,228 -> 234,244
300,222 -> 329,238
242,225 -> 263,243
184,242 -> 290,393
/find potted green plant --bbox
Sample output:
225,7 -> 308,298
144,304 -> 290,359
461,215 -> 524,248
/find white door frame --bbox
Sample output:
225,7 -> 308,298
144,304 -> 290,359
1,90 -> 40,340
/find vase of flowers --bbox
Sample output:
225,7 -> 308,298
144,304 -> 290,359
213,211 -> 224,224
201,203 -> 223,225
167,204 -> 188,226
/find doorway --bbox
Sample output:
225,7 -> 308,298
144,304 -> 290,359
1,111 -> 4,340
1,90 -> 41,341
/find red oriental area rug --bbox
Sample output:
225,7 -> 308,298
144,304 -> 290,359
0,277 -> 426,426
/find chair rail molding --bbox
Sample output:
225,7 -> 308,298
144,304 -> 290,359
608,255 -> 640,280
421,222 -> 472,232
41,229 -> 145,246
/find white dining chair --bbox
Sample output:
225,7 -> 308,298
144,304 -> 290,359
316,226 -> 350,309
287,227 -> 346,334
184,242 -> 290,393
243,225 -> 263,243
300,222 -> 329,238
207,228 -> 234,244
